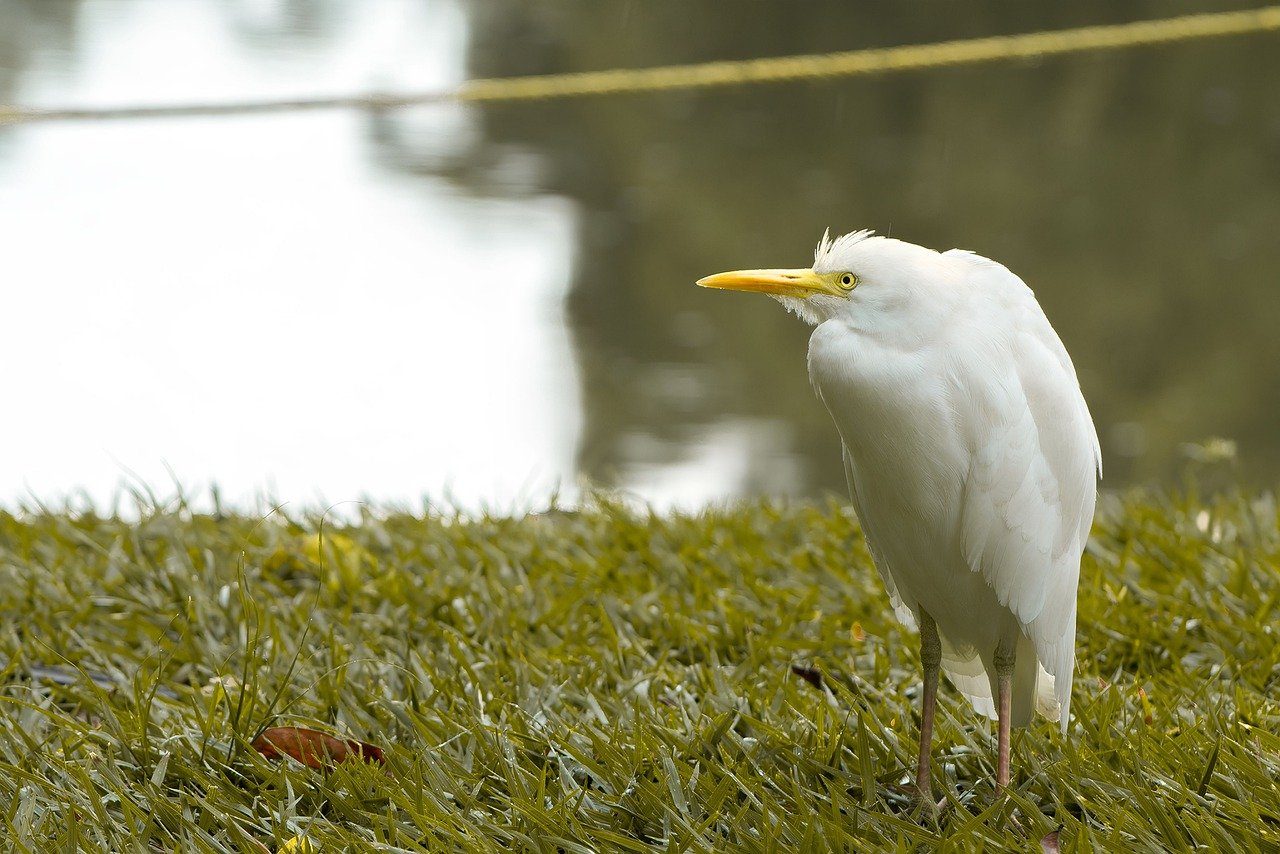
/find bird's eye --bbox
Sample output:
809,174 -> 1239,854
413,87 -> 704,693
839,273 -> 857,289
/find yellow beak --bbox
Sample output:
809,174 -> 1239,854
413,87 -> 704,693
696,268 -> 848,298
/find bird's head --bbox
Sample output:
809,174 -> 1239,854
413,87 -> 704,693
697,229 -> 938,326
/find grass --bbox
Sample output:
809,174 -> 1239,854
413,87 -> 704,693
0,489 -> 1276,852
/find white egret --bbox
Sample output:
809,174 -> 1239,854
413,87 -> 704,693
698,230 -> 1100,796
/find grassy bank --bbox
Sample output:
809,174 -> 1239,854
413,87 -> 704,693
0,491 -> 1276,851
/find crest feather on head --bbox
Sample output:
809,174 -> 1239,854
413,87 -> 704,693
814,229 -> 877,267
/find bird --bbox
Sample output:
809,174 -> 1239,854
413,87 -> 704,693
697,229 -> 1100,797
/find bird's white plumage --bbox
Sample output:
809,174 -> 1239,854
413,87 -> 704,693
794,232 -> 1100,732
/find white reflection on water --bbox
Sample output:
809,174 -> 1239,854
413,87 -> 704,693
0,0 -> 588,513
622,418 -> 804,510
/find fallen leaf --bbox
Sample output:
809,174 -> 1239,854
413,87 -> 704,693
790,664 -> 823,690
252,726 -> 384,769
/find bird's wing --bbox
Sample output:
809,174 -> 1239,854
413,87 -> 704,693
842,443 -> 917,631
947,253 -> 1100,723
959,338 -> 1098,713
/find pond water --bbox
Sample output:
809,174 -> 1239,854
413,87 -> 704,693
2,0 -> 1277,513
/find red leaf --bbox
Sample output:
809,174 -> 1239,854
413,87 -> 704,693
252,726 -> 385,769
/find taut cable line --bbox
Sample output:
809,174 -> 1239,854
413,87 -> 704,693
2,6 -> 1278,125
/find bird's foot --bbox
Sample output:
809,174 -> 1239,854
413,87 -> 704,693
884,781 -> 946,820
911,785 -> 946,819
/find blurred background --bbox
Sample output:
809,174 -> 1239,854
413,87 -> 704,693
2,0 -> 1277,513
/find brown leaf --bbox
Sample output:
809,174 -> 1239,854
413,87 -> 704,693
790,664 -> 823,690
252,726 -> 385,769
1039,828 -> 1061,853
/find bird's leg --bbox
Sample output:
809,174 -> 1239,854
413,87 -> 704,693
993,638 -> 1016,791
915,610 -> 941,799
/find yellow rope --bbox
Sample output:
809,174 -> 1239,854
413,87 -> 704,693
3,6 -> 1278,125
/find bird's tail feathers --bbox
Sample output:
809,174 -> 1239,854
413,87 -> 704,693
939,634 -> 1059,728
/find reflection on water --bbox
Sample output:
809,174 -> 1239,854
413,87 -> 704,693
455,0 -> 1280,495
2,1 -> 1278,512
0,0 -> 581,511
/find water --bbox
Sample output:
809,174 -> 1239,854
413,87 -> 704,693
3,0 -> 1277,513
